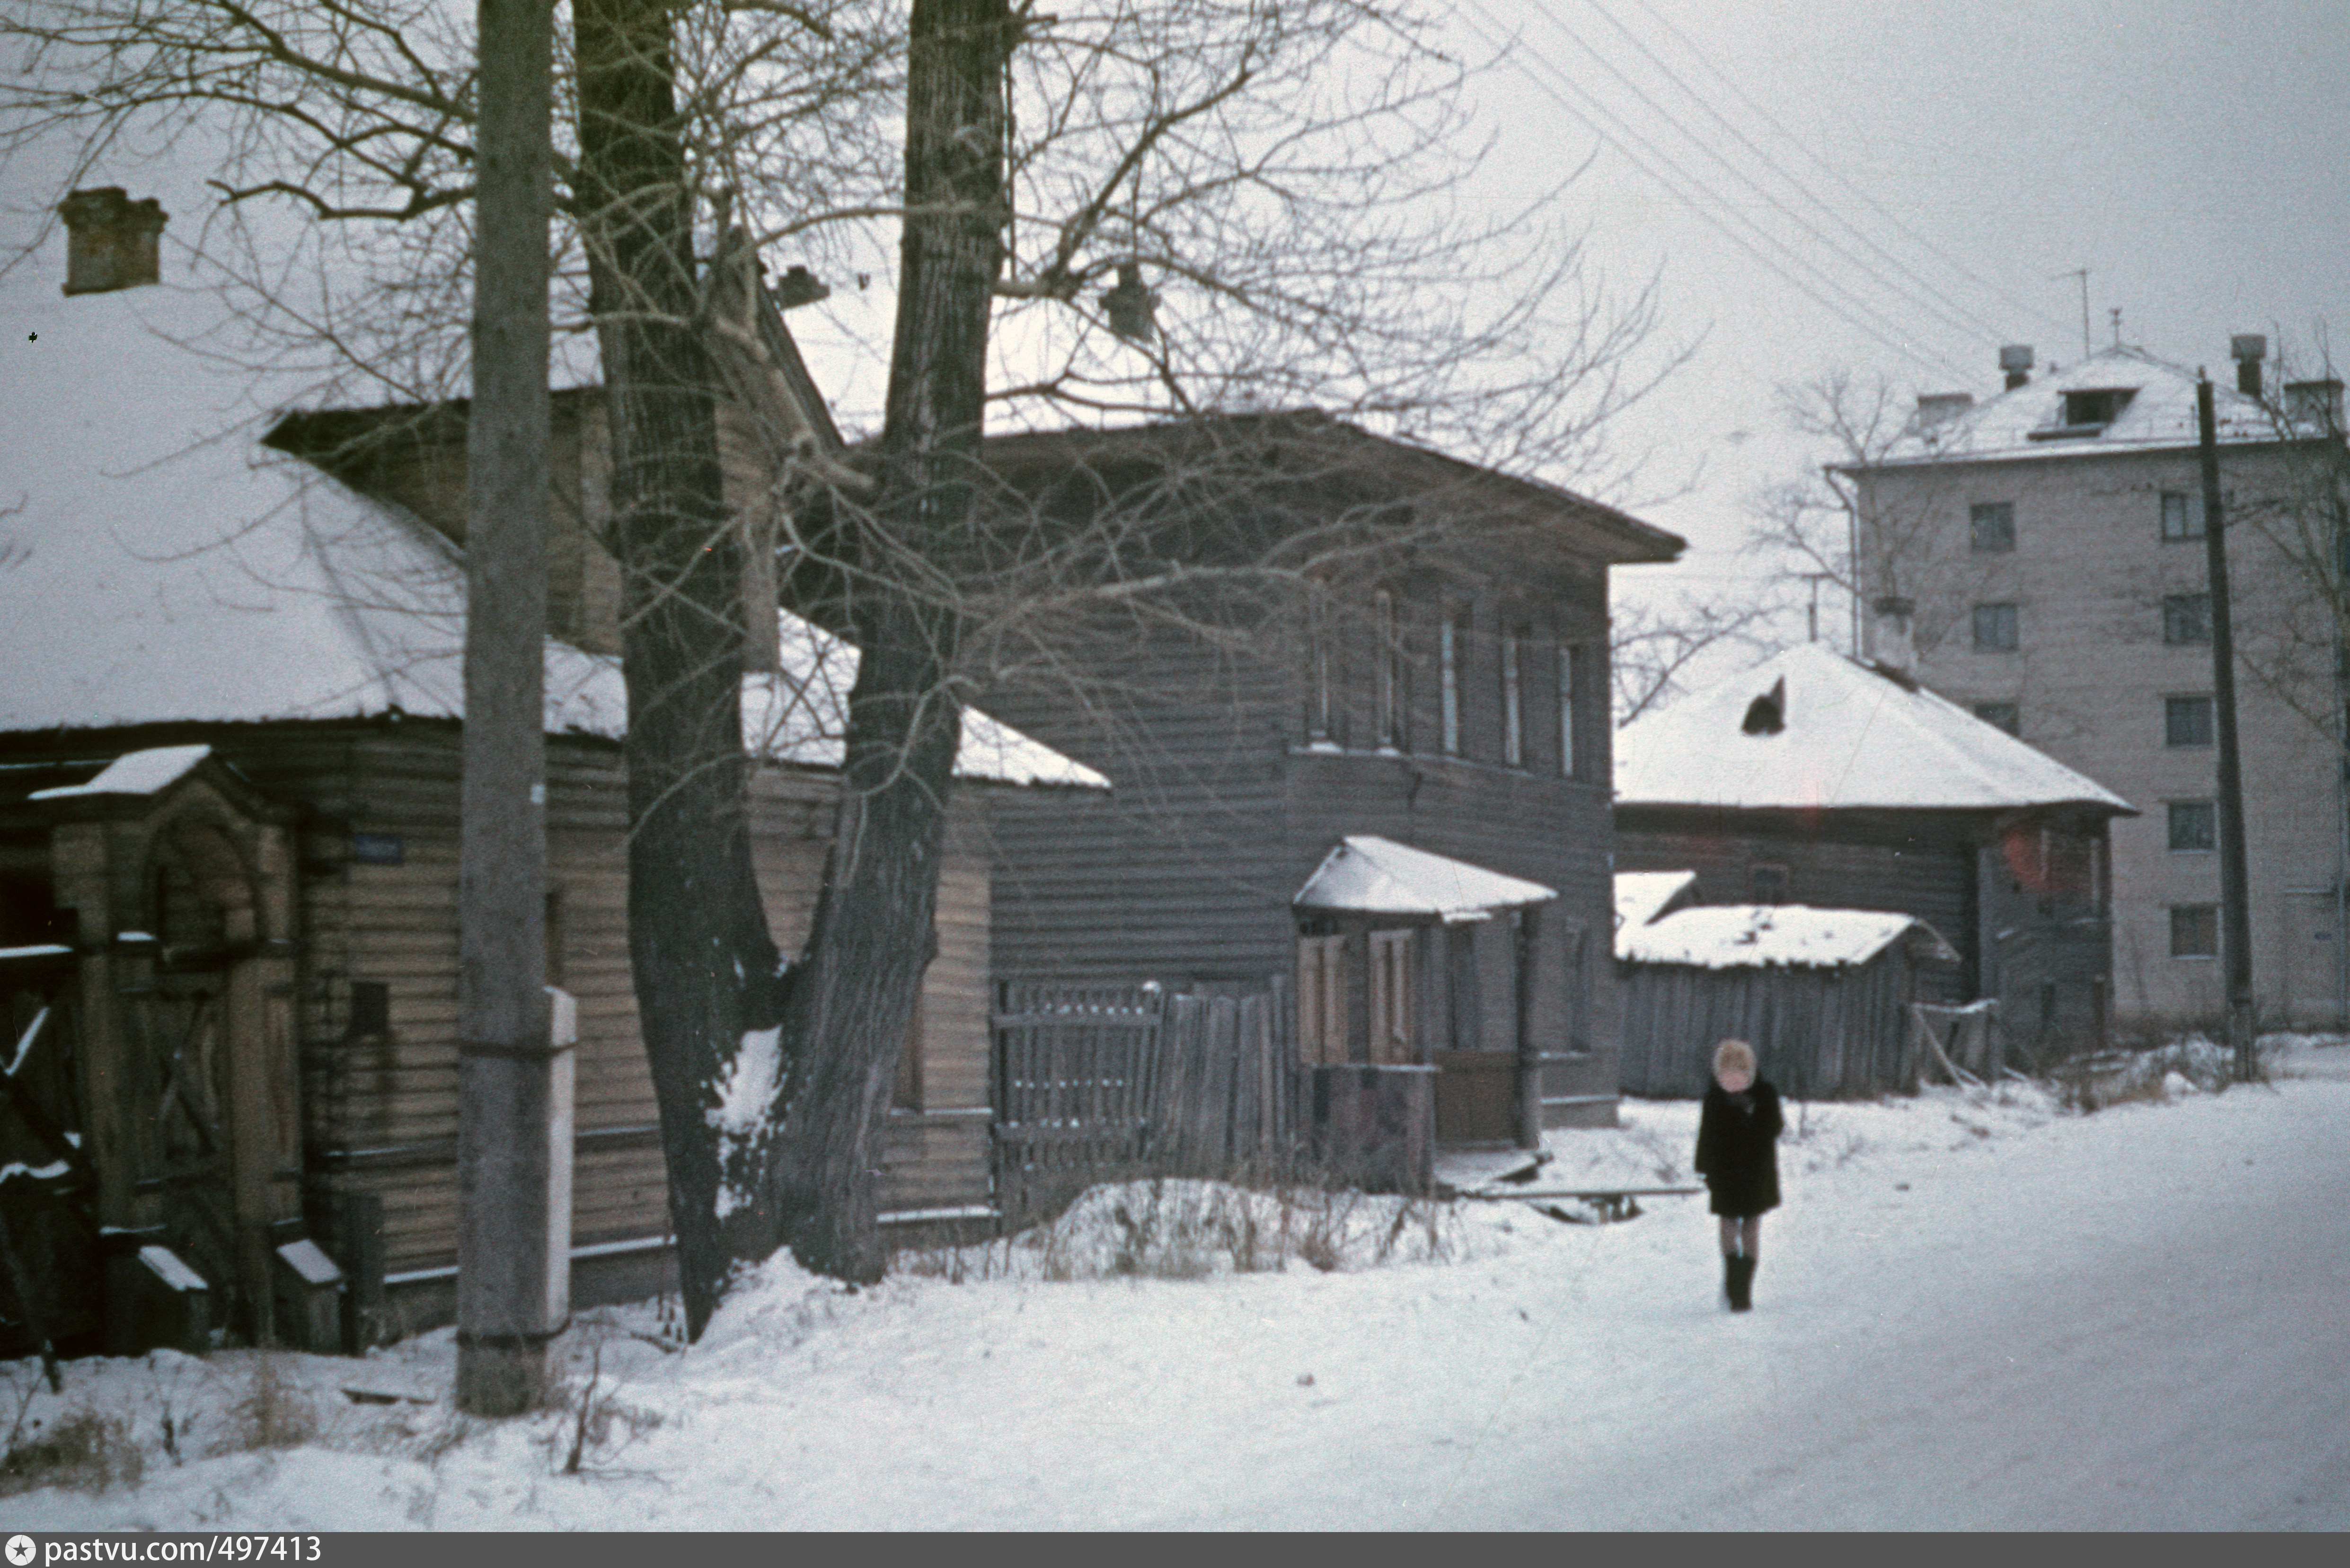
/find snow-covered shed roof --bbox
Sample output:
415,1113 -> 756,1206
1293,836 -> 1555,923
1618,903 -> 1958,970
0,251 -> 1101,790
1614,870 -> 1697,935
1860,346 -> 2303,469
1613,644 -> 2132,815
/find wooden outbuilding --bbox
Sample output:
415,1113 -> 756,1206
1613,893 -> 1961,1098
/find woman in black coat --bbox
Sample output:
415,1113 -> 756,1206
1693,1038 -> 1782,1313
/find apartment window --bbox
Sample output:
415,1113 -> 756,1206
2168,800 -> 2216,852
2162,593 -> 2211,645
1373,590 -> 1401,750
2170,905 -> 2219,960
2165,695 -> 2215,747
1558,644 -> 1584,780
1972,602 -> 2019,652
1972,702 -> 2021,736
2161,491 -> 2206,541
1501,628 -> 1525,766
1970,502 -> 2015,553
1440,608 -> 1464,756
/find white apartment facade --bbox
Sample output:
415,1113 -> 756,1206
1846,342 -> 2350,1031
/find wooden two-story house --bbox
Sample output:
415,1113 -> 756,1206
964,417 -> 1687,1143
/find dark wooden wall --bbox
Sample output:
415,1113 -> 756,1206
981,553 -> 1624,1129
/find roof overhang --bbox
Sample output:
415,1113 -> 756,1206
1294,835 -> 1555,924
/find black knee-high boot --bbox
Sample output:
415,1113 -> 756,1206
1727,1254 -> 1756,1312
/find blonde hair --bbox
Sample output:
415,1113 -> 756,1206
1713,1039 -> 1757,1078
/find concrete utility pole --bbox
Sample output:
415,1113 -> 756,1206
2197,376 -> 2258,1083
457,0 -> 567,1414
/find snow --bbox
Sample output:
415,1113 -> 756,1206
1618,902 -> 1958,970
27,745 -> 211,800
274,1241 -> 344,1290
8,1040 -> 2347,1529
1293,835 -> 1555,922
1875,346 -> 2293,467
1615,643 -> 2136,813
706,1026 -> 782,1221
1613,869 -> 1696,934
0,245 -> 1099,792
136,1247 -> 207,1295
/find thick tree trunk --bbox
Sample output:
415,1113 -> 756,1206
765,0 -> 1012,1283
574,0 -> 783,1338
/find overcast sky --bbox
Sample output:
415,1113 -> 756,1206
1445,0 -> 2350,646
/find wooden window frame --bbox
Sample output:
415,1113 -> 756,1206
2161,490 -> 2206,541
2165,695 -> 2215,748
1970,501 -> 2016,553
1369,928 -> 1415,1065
1501,627 -> 1525,767
1374,589 -> 1402,752
2170,904 -> 2219,960
1558,643 -> 1582,780
1440,608 -> 1464,756
1297,934 -> 1348,1066
1972,602 -> 2019,652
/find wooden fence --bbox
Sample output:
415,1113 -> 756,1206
992,977 -> 1303,1224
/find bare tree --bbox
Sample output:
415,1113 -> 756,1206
1744,370 -> 1997,661
1608,589 -> 1781,724
1,0 -> 1673,1329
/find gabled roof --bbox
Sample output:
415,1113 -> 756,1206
0,256 -> 1101,790
1613,643 -> 2133,814
1618,903 -> 1959,970
1856,347 -> 2307,469
975,413 -> 1687,566
1293,835 -> 1555,923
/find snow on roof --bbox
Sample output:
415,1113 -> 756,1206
1618,903 -> 1958,969
743,620 -> 1106,789
1614,870 -> 1696,934
1614,643 -> 2133,814
1866,347 -> 2304,468
27,743 -> 212,800
0,259 -> 1097,790
1293,835 -> 1555,922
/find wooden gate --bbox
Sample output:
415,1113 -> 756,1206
0,952 -> 101,1364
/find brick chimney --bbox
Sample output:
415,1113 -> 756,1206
57,187 -> 168,296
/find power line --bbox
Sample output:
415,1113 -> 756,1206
1452,0 -> 1974,383
1616,0 -> 2074,342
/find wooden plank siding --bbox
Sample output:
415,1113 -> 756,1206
981,549 -> 1626,1132
4,716 -> 1008,1321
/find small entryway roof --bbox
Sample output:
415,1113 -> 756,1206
1293,835 -> 1555,923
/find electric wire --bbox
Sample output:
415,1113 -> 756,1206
1451,0 -> 1973,383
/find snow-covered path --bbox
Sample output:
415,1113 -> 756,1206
11,1050 -> 2347,1531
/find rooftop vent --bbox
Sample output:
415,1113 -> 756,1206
1999,344 -> 2033,391
1740,676 -> 1787,737
2232,334 -> 2268,400
57,187 -> 168,296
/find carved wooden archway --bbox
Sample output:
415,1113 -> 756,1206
34,746 -> 300,1344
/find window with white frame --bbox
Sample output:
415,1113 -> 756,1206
2161,490 -> 2207,541
1501,628 -> 1525,766
1440,608 -> 1464,755
1369,928 -> 1415,1064
1373,589 -> 1401,750
1558,644 -> 1583,779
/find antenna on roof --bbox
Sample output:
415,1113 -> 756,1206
2051,267 -> 2090,357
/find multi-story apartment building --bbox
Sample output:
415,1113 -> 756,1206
1845,341 -> 2349,1031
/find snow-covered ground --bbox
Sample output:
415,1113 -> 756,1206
8,1039 -> 2348,1531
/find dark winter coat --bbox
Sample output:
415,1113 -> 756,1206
1694,1078 -> 1784,1217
